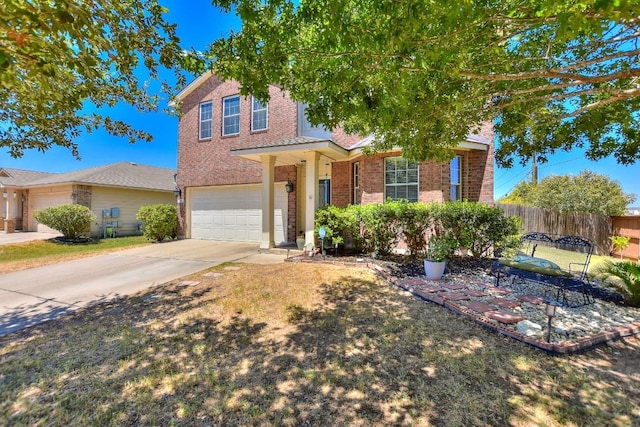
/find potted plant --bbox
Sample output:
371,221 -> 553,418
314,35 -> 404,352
424,234 -> 458,279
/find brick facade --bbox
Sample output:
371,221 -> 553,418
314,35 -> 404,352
177,77 -> 298,189
176,74 -> 495,241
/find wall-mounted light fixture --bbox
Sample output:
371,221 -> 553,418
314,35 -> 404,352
285,180 -> 294,193
173,187 -> 181,198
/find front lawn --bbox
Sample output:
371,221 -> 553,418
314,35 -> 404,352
0,236 -> 150,274
1,262 -> 638,426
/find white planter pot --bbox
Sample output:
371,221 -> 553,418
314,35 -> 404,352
424,260 -> 446,280
296,237 -> 305,250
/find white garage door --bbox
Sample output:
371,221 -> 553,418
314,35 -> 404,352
30,193 -> 71,233
190,184 -> 288,244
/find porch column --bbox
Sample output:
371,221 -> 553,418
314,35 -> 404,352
4,187 -> 15,233
304,152 -> 320,246
260,155 -> 275,249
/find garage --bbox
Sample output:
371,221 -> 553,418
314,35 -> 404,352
190,184 -> 288,244
30,192 -> 71,233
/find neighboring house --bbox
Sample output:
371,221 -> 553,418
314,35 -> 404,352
175,73 -> 494,249
0,162 -> 176,237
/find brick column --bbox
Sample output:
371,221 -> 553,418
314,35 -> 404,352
4,219 -> 15,233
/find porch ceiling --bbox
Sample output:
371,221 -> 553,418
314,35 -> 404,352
230,136 -> 350,166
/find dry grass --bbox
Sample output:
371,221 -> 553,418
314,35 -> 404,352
1,262 -> 639,426
0,236 -> 149,274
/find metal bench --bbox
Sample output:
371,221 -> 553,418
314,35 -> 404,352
491,232 -> 594,307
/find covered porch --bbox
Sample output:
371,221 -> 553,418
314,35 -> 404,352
231,136 -> 350,249
2,186 -> 26,233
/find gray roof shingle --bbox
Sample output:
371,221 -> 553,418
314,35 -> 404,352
1,162 -> 175,191
0,168 -> 56,187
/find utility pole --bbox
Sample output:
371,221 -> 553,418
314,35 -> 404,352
531,153 -> 538,184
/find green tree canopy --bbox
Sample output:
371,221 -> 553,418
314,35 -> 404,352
189,0 -> 640,165
1,0 -> 185,158
499,171 -> 636,216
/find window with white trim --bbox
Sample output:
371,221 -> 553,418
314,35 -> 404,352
251,96 -> 268,131
222,95 -> 240,136
450,155 -> 461,201
199,101 -> 212,140
353,162 -> 360,204
385,157 -> 418,202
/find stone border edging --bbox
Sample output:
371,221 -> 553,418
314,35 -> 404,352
287,256 -> 640,355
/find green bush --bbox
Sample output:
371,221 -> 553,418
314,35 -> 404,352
439,201 -> 521,258
33,204 -> 95,239
314,205 -> 364,252
396,201 -> 433,257
312,201 -> 521,259
596,260 -> 640,307
136,204 -> 177,242
360,201 -> 401,256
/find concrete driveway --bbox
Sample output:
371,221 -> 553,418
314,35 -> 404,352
0,239 -> 289,336
0,231 -> 61,245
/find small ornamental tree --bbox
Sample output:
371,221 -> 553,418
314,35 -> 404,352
136,204 -> 177,242
34,204 -> 95,239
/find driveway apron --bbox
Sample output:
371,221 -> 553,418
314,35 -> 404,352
0,240 -> 279,336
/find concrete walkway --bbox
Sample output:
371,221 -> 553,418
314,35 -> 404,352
0,239 -> 289,336
0,231 -> 61,245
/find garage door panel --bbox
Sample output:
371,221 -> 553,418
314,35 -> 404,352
30,193 -> 70,233
191,185 -> 287,243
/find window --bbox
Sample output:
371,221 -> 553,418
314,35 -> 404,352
251,96 -> 268,131
319,179 -> 331,207
353,162 -> 360,204
450,155 -> 461,201
385,157 -> 418,202
199,101 -> 212,139
222,95 -> 240,136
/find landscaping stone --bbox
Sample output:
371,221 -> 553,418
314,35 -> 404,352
463,301 -> 496,313
487,297 -> 520,309
289,254 -> 640,353
204,272 -> 224,278
516,320 -> 544,337
441,292 -> 469,301
485,311 -> 525,324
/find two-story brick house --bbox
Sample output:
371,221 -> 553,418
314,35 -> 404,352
175,72 -> 494,249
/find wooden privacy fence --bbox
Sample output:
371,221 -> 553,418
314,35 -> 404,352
611,216 -> 640,260
496,204 -> 612,256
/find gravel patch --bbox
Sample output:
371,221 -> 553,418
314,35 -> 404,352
295,254 -> 640,346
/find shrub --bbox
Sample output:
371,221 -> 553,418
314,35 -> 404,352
439,201 -> 521,258
596,260 -> 640,307
360,201 -> 401,256
609,235 -> 631,259
34,204 -> 95,239
312,201 -> 521,259
136,204 -> 177,242
315,205 -> 364,252
395,201 -> 433,257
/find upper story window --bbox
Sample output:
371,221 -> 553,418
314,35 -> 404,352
199,101 -> 213,140
385,157 -> 418,202
450,155 -> 461,201
353,162 -> 360,204
222,95 -> 240,136
251,96 -> 268,131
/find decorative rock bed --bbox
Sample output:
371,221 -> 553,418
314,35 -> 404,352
288,254 -> 640,354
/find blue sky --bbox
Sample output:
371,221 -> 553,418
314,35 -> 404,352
0,1 -> 637,204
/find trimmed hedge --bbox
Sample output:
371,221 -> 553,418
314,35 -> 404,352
314,201 -> 521,258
